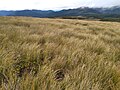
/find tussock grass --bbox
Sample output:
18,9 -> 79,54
0,16 -> 120,90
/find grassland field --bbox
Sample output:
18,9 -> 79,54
0,16 -> 120,90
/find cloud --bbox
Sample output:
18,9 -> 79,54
0,0 -> 120,10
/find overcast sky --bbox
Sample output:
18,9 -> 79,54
0,0 -> 120,10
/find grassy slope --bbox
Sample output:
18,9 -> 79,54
0,16 -> 120,90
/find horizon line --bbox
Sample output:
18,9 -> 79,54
0,5 -> 119,11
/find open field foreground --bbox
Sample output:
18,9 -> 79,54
0,17 -> 120,90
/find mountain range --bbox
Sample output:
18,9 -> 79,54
0,6 -> 120,20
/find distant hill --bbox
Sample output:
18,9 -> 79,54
9,10 -> 54,18
0,11 -> 14,16
0,10 -> 54,17
0,6 -> 120,21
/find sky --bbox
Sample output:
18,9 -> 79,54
0,0 -> 120,10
